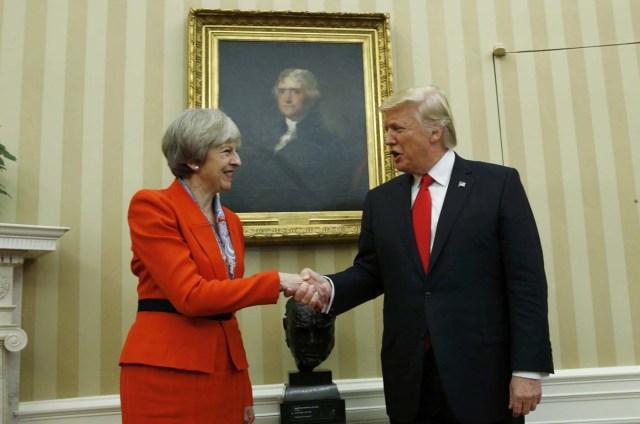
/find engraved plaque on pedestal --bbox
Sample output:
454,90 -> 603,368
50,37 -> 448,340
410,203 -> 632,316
280,370 -> 346,424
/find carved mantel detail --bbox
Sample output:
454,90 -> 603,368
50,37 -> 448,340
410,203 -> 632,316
0,272 -> 10,300
0,223 -> 68,424
0,327 -> 27,352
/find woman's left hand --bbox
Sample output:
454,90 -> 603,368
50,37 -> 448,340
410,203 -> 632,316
243,405 -> 255,424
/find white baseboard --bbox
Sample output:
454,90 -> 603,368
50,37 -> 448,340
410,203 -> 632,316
15,366 -> 640,423
526,366 -> 640,424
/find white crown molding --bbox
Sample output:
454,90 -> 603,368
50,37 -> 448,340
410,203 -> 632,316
0,223 -> 69,259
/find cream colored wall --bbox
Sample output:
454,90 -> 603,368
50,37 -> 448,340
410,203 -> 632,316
0,0 -> 637,401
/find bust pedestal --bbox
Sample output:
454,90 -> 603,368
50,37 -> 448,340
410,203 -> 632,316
280,370 -> 346,424
0,224 -> 68,424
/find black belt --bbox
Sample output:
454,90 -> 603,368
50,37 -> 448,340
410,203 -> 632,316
137,298 -> 232,321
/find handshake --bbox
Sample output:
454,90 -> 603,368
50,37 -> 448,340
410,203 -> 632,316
278,268 -> 333,311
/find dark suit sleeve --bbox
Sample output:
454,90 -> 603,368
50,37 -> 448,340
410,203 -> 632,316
500,169 -> 554,373
328,193 -> 385,315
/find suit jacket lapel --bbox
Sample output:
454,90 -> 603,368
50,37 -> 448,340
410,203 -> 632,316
428,155 -> 475,273
393,174 -> 425,275
166,179 -> 229,280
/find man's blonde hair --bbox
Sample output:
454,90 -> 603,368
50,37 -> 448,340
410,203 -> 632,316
380,85 -> 457,148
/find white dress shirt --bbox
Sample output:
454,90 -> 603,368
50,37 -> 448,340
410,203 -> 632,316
411,149 -> 455,251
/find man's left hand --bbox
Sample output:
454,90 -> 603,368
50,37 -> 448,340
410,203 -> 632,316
509,376 -> 542,417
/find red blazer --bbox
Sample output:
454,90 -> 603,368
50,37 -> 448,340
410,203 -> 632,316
119,179 -> 280,403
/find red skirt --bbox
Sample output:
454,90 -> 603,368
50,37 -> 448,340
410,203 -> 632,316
120,341 -> 250,423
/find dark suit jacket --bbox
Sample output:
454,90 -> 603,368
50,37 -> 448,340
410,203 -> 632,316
329,154 -> 554,423
223,110 -> 368,212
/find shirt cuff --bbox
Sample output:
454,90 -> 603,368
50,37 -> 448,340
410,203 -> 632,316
512,371 -> 547,380
321,276 -> 335,314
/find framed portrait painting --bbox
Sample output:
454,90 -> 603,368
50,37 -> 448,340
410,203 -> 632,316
188,9 -> 395,244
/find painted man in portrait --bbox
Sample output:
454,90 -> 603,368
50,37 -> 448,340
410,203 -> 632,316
223,68 -> 368,213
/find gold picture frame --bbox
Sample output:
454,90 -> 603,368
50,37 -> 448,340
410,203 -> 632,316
188,9 -> 395,244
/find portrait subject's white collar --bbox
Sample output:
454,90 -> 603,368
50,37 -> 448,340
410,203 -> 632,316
285,117 -> 298,131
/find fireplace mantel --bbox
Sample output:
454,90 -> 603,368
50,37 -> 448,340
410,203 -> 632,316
0,223 -> 68,424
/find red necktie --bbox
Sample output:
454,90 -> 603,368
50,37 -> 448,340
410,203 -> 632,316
413,175 -> 435,351
413,175 -> 435,272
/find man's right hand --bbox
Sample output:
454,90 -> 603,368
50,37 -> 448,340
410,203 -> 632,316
279,272 -> 324,310
298,268 -> 332,311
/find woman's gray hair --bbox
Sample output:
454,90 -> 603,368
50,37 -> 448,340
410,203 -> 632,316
380,85 -> 457,148
161,108 -> 241,178
272,68 -> 321,104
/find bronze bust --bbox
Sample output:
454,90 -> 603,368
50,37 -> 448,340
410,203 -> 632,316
283,298 -> 336,371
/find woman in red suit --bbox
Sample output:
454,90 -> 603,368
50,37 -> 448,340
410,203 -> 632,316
119,108 -> 305,423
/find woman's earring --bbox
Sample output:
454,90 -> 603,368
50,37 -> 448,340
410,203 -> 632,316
194,165 -> 200,172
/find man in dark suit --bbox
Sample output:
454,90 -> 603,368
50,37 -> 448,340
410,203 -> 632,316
295,85 -> 554,423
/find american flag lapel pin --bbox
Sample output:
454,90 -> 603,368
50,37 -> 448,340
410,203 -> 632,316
458,181 -> 466,188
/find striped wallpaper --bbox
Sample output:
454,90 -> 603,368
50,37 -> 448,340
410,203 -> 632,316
0,0 -> 638,402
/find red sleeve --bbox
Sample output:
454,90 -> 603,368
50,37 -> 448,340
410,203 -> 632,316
128,189 -> 280,316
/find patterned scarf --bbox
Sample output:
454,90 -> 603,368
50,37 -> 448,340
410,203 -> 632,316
213,194 -> 236,279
